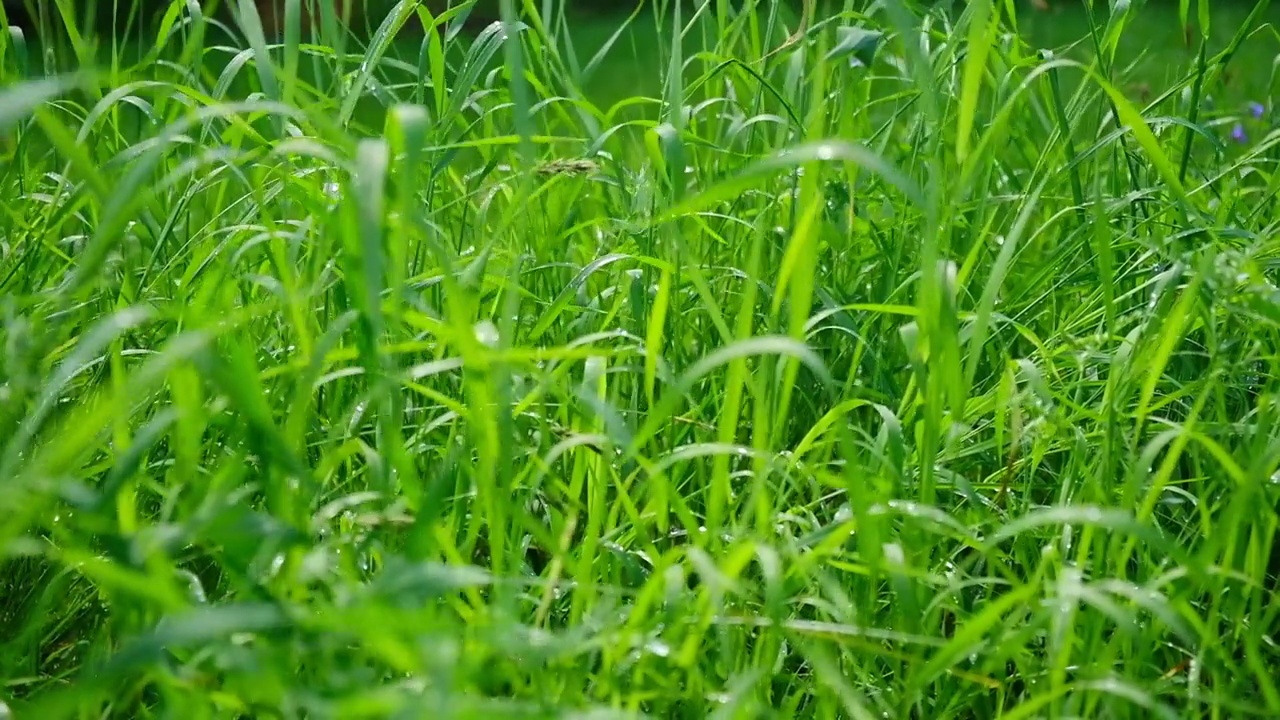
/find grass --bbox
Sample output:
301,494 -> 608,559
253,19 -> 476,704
3,0 -> 1280,717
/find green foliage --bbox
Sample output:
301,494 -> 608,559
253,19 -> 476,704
2,0 -> 1280,717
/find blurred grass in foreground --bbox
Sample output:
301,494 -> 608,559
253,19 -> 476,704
3,0 -> 1280,717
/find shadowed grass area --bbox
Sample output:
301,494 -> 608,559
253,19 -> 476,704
3,0 -> 1280,718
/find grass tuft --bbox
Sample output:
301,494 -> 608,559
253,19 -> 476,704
3,0 -> 1280,717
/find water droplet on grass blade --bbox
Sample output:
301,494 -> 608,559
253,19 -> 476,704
644,639 -> 671,657
474,320 -> 500,348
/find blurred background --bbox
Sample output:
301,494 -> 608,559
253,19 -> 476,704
5,0 -> 1280,105
5,0 -> 1279,183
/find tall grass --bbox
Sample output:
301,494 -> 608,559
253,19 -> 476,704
2,0 -> 1280,716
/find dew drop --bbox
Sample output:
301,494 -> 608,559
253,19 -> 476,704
474,320 -> 500,348
645,639 -> 671,657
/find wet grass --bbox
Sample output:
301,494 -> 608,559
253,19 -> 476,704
3,0 -> 1280,717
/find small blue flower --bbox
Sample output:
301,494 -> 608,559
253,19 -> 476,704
1231,123 -> 1248,143
1249,101 -> 1266,119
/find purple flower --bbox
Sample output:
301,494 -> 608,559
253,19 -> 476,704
1231,123 -> 1248,143
1249,101 -> 1266,119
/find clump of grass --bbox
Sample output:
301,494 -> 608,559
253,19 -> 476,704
2,0 -> 1280,717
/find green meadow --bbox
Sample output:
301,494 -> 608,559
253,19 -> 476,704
3,0 -> 1280,717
